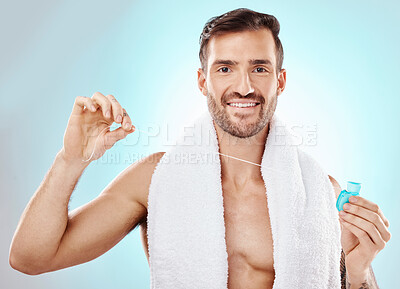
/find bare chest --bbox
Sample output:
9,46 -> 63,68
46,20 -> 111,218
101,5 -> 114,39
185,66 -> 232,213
222,180 -> 275,289
140,180 -> 275,288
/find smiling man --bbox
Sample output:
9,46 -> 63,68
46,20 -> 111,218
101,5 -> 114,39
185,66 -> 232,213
196,9 -> 390,288
10,8 -> 390,289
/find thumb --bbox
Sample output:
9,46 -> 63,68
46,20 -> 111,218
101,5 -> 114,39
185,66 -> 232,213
104,126 -> 135,148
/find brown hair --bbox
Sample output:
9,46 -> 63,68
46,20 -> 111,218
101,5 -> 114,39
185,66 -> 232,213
199,8 -> 284,75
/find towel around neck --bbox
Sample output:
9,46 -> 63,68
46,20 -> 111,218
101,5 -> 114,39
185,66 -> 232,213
147,112 -> 341,289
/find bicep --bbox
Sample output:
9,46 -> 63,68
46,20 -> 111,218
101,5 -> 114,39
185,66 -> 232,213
46,152 -> 164,273
48,192 -> 146,272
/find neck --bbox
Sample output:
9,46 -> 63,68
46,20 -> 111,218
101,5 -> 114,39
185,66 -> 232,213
214,121 -> 270,186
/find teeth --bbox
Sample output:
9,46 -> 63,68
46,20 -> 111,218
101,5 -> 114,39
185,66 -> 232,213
228,102 -> 257,108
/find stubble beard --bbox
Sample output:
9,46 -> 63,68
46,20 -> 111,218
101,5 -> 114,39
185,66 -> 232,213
207,91 -> 278,139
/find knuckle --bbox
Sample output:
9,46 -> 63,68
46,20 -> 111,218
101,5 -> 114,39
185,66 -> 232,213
93,91 -> 102,97
373,213 -> 380,223
75,95 -> 84,103
106,95 -> 120,107
106,94 -> 116,101
372,204 -> 379,212
368,223 -> 375,232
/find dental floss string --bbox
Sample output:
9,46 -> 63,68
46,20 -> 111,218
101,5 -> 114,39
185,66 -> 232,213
82,124 -> 264,167
81,125 -> 111,163
81,124 -> 318,182
217,152 -> 262,167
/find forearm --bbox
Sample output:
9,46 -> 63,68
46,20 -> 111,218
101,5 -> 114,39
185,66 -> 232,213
9,150 -> 89,272
340,249 -> 379,289
346,265 -> 379,289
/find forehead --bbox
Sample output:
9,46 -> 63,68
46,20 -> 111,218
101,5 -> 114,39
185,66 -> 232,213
207,29 -> 276,67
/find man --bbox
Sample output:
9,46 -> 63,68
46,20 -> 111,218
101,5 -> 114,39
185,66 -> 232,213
9,8 -> 390,289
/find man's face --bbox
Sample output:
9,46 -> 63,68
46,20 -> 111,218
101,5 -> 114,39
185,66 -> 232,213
197,29 -> 286,138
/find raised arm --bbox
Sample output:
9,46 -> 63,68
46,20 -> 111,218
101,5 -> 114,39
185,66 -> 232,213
9,92 -> 159,275
45,151 -> 162,274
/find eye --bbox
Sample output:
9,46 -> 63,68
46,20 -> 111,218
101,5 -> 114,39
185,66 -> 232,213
218,67 -> 231,73
254,67 -> 268,73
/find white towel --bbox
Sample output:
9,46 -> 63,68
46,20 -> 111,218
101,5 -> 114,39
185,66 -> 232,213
147,111 -> 341,289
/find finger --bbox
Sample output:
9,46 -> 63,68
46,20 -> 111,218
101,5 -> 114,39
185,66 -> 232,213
104,126 -> 134,148
349,196 -> 390,228
343,203 -> 391,242
121,108 -> 134,131
72,96 -> 97,114
339,217 -> 375,249
105,94 -> 124,124
339,212 -> 386,249
91,92 -> 112,119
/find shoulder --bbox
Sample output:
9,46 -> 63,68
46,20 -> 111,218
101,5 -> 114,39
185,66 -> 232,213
130,152 -> 166,209
106,152 -> 166,210
328,175 -> 342,200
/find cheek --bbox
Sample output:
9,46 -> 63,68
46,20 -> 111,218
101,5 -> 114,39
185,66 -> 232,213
207,81 -> 227,100
207,79 -> 223,92
258,78 -> 278,94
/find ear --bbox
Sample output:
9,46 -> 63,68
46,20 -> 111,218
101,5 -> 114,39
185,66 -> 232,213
197,68 -> 208,96
276,68 -> 287,96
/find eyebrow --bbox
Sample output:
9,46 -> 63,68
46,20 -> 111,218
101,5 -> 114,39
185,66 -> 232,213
211,59 -> 273,67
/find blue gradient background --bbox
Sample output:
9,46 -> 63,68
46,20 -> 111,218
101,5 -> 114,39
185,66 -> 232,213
1,0 -> 399,288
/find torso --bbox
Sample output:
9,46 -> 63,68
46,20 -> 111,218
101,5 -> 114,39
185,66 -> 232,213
139,155 -> 275,289
137,154 -> 341,289
222,177 -> 275,289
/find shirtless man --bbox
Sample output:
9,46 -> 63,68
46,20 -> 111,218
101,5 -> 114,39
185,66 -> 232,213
9,8 -> 390,289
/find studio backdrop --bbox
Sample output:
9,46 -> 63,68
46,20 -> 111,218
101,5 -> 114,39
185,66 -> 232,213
1,0 -> 399,288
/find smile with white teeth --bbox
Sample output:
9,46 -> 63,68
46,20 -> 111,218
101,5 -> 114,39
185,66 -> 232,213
227,102 -> 259,108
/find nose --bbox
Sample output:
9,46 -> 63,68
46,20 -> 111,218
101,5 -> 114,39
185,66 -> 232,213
233,71 -> 255,96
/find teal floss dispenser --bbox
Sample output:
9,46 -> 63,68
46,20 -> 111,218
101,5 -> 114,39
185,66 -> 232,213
336,181 -> 361,211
